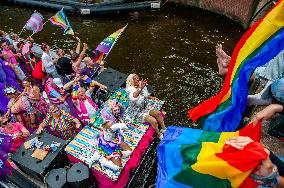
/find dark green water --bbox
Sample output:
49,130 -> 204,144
0,3 -> 244,126
0,2 -> 244,187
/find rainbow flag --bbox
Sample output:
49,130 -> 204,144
95,24 -> 128,56
50,9 -> 74,35
188,0 -> 284,132
157,122 -> 268,188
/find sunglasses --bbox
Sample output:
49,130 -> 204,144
1,121 -> 9,126
51,109 -> 60,114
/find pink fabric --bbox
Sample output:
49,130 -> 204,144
76,96 -> 98,125
2,122 -> 26,152
67,126 -> 155,188
2,49 -> 17,65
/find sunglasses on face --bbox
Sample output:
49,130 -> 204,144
1,121 -> 9,126
51,109 -> 60,114
1,44 -> 7,48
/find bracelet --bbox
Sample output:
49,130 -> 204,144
251,165 -> 280,188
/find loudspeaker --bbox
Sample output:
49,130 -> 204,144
46,168 -> 70,188
67,163 -> 94,188
11,132 -> 68,182
94,68 -> 127,93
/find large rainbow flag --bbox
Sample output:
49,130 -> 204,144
50,9 -> 74,35
188,0 -> 284,131
95,24 -> 128,60
157,122 -> 268,188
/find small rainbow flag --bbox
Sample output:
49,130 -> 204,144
188,0 -> 284,132
50,9 -> 74,35
157,122 -> 268,188
96,24 -> 128,56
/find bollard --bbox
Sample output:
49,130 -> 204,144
45,168 -> 70,188
67,163 -> 94,188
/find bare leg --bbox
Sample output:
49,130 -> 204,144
120,141 -> 131,151
111,157 -> 122,167
149,109 -> 166,130
144,115 -> 161,137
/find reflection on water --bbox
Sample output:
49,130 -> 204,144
0,3 -> 243,125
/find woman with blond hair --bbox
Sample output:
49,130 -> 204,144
125,74 -> 166,139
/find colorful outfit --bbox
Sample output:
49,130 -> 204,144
98,128 -> 123,159
32,61 -> 46,80
41,110 -> 78,140
2,122 -> 27,152
73,93 -> 98,126
124,86 -> 151,123
2,48 -> 26,80
24,86 -> 49,122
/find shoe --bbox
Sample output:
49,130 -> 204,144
160,129 -> 166,134
159,134 -> 164,140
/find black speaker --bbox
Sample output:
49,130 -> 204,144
94,68 -> 127,93
11,132 -> 68,182
46,168 -> 70,188
67,163 -> 94,188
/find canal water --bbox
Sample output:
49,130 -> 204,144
0,2 -> 244,186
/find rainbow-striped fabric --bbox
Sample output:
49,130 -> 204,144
50,9 -> 74,35
188,0 -> 284,131
65,88 -> 164,180
95,25 -> 127,55
157,122 -> 268,188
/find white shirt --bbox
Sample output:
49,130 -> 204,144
84,100 -> 97,118
42,52 -> 56,73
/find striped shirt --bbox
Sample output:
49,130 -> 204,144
42,110 -> 77,140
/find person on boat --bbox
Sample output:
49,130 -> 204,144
101,99 -> 126,124
36,105 -> 81,140
71,42 -> 88,75
3,87 -> 36,130
0,59 -> 22,115
32,60 -> 48,85
22,77 -> 49,123
225,136 -> 284,187
216,44 -> 231,76
17,37 -> 36,76
72,85 -> 99,126
1,40 -> 26,81
1,117 -> 30,153
80,56 -> 103,79
41,43 -> 61,78
125,74 -> 166,139
56,48 -> 74,77
44,77 -> 74,113
98,120 -> 132,168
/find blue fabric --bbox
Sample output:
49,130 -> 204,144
271,78 -> 284,104
50,90 -> 62,98
203,28 -> 284,132
157,126 -> 202,188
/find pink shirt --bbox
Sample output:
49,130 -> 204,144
2,48 -> 17,65
2,122 -> 26,152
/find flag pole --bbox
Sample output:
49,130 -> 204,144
29,20 -> 49,37
103,23 -> 128,62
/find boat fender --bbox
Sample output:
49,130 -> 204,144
99,157 -> 121,172
111,123 -> 128,131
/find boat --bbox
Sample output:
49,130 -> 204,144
4,0 -> 161,15
1,41 -> 161,188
